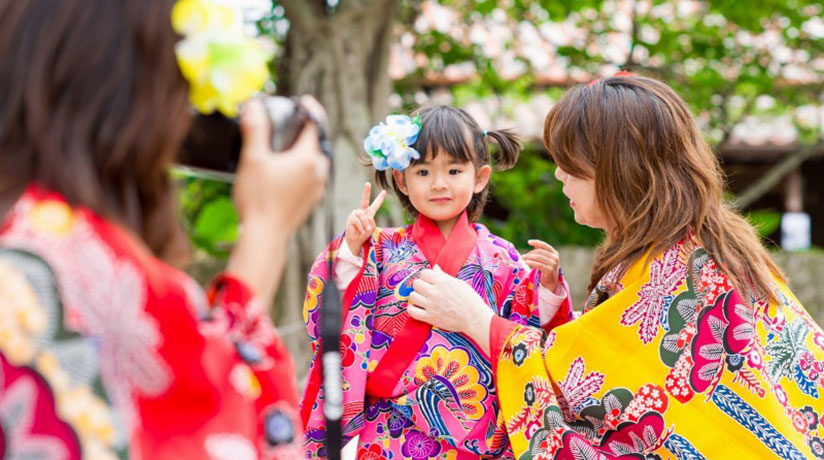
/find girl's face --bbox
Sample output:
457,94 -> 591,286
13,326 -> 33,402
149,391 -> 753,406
554,166 -> 609,230
393,148 -> 491,230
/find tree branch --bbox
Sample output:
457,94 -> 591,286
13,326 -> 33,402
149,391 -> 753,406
733,143 -> 824,210
723,95 -> 757,144
624,0 -> 640,69
280,0 -> 320,33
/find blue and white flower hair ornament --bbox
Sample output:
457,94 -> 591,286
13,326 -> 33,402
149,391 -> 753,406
363,114 -> 422,171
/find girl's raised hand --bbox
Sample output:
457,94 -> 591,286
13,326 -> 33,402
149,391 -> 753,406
523,239 -> 560,292
344,182 -> 386,255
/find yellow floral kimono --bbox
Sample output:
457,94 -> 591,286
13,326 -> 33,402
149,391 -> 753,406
491,234 -> 824,459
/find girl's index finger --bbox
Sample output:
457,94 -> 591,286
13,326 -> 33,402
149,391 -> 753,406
367,189 -> 387,217
359,182 -> 372,209
528,239 -> 557,253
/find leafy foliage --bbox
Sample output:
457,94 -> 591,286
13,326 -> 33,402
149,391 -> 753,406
178,0 -> 823,255
176,174 -> 237,258
481,147 -> 603,248
746,208 -> 783,240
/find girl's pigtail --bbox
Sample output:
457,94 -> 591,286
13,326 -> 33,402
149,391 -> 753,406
485,128 -> 522,170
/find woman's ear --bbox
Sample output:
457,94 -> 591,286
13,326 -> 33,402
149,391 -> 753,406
392,169 -> 409,195
473,165 -> 491,193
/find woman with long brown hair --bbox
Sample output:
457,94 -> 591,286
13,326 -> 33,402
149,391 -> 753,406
406,74 -> 824,459
0,0 -> 327,459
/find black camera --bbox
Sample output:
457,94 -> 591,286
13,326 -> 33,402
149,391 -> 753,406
177,96 -> 316,179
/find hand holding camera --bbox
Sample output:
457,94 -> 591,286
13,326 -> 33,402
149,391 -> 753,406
233,97 -> 329,234
226,96 -> 329,305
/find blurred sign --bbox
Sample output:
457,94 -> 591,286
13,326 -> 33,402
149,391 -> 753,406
781,212 -> 811,251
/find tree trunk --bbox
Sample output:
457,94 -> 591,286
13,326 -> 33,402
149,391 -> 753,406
273,0 -> 398,380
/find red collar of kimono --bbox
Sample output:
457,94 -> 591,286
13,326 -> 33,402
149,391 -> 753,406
409,210 -> 478,277
361,211 -> 478,399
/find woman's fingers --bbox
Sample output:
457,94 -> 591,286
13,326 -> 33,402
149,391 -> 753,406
238,99 -> 271,166
405,267 -> 490,337
408,291 -> 428,309
407,304 -> 431,322
412,277 -> 433,296
418,267 -> 446,284
299,95 -> 327,126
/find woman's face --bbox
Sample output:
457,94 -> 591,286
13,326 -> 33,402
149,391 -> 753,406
554,166 -> 609,230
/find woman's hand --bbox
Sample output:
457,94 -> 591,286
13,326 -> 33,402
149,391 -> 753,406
227,97 -> 329,307
344,183 -> 386,255
524,239 -> 560,292
409,266 -> 494,354
232,97 -> 329,234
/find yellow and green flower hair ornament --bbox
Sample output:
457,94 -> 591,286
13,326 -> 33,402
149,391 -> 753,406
363,114 -> 422,171
171,0 -> 272,117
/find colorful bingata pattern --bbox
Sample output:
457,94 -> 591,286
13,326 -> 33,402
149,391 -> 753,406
300,213 -> 571,459
0,186 -> 303,460
493,233 -> 824,459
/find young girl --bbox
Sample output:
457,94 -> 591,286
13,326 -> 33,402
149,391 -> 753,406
301,106 -> 572,459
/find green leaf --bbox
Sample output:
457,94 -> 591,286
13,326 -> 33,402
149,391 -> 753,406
746,209 -> 782,238
481,148 -> 604,248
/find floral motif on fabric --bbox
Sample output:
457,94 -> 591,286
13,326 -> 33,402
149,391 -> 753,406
505,376 -> 556,437
695,256 -> 733,306
0,359 -> 79,460
500,329 -> 545,367
620,243 -> 687,344
205,433 -> 258,460
414,346 -> 487,422
302,221 -> 554,458
495,235 -> 824,460
1,198 -> 171,426
2,188 -> 302,460
357,443 -> 388,460
0,248 -> 121,459
401,429 -> 442,459
656,248 -> 758,404
583,264 -> 625,314
557,357 -> 606,420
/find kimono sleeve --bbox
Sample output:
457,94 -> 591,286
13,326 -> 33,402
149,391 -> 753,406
487,317 -> 623,459
300,233 -> 381,456
136,270 -> 304,460
208,274 -> 305,459
499,245 -> 573,332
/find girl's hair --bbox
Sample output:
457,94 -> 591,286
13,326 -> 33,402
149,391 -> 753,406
0,0 -> 191,264
544,75 -> 784,300
375,105 -> 522,222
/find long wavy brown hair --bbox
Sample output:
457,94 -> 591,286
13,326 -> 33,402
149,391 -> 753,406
0,0 -> 191,263
544,75 -> 784,300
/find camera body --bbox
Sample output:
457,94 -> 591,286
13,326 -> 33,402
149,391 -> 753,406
177,96 -> 311,179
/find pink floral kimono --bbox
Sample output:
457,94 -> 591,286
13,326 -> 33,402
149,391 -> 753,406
300,211 -> 571,459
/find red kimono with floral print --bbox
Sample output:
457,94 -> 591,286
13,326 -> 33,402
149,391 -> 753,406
0,186 -> 302,459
